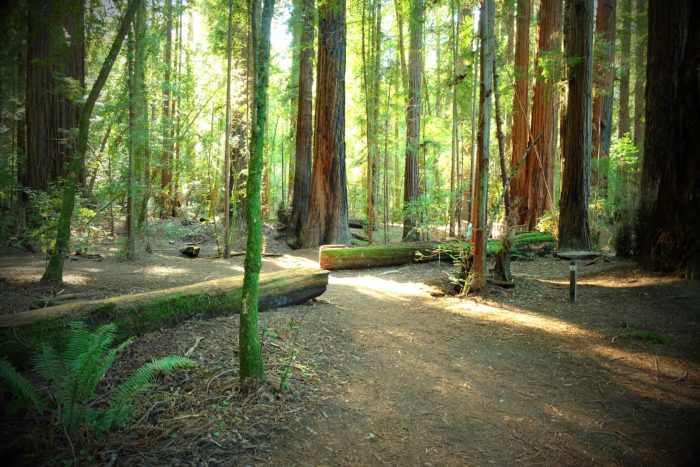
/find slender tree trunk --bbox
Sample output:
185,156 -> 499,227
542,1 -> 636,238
591,0 -> 616,164
127,28 -> 136,259
134,0 -> 149,229
223,0 -> 234,257
558,0 -> 593,251
618,0 -> 632,137
42,0 -> 140,282
160,0 -> 173,217
287,0 -> 314,248
632,0 -> 646,156
526,0 -> 562,230
240,0 -> 275,383
393,0 -> 408,95
509,0 -> 532,225
402,0 -> 423,241
471,0 -> 494,291
449,0 -> 459,237
299,0 -> 349,247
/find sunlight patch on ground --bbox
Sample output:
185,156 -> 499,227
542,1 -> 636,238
330,275 -> 433,301
61,273 -> 91,284
445,301 -> 599,338
265,255 -> 319,269
144,265 -> 190,276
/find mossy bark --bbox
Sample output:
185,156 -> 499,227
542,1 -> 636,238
1,267 -> 329,367
41,0 -> 140,283
240,0 -> 275,383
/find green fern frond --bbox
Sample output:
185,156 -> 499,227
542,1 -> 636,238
0,358 -> 45,413
104,356 -> 196,430
32,344 -> 63,383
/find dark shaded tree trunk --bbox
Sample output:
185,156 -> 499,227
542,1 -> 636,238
299,0 -> 349,248
287,0 -> 315,249
618,0 -> 632,137
508,0 -> 531,225
23,0 -> 84,192
402,0 -> 423,241
240,0 -> 275,383
525,0 -> 562,230
42,0 -> 140,282
558,0 -> 593,251
637,0 -> 699,278
591,0 -> 616,162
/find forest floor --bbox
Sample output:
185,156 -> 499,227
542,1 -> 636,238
1,220 -> 700,465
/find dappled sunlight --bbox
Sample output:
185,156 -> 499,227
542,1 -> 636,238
264,254 -> 319,269
61,273 -> 92,284
444,300 -> 600,339
144,265 -> 191,276
330,275 -> 433,302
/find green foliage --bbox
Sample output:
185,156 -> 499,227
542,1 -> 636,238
616,329 -> 669,345
403,192 -> 451,240
536,208 -> 559,237
0,322 -> 196,437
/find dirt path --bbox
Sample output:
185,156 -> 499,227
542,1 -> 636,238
1,246 -> 699,465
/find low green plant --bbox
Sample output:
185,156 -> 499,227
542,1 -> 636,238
0,322 -> 196,437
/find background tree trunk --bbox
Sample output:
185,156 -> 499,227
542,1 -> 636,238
299,0 -> 349,248
632,0 -> 646,156
402,0 -> 423,241
526,0 -> 562,230
591,0 -> 616,167
223,0 -> 234,257
287,0 -> 315,249
618,0 -> 632,137
558,0 -> 593,251
508,0 -> 531,225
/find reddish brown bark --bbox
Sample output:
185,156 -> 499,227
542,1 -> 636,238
509,0 -> 532,225
591,0 -> 616,160
525,0 -> 562,230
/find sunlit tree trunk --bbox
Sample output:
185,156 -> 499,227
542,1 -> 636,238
287,0 -> 315,249
632,0 -> 646,156
618,0 -> 632,137
591,0 -> 616,165
525,0 -> 562,229
299,0 -> 349,247
160,0 -> 173,217
42,0 -> 140,282
402,0 -> 423,241
223,0 -> 234,257
449,0 -> 459,237
471,0 -> 494,291
240,0 -> 275,383
558,0 -> 593,251
509,0 -> 531,225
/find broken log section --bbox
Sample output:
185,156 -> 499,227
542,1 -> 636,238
0,267 -> 329,367
319,232 -> 556,270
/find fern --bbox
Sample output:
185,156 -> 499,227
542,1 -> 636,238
2,322 -> 197,437
0,358 -> 45,412
103,356 -> 197,431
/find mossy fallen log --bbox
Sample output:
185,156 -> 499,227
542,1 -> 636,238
319,232 -> 556,270
0,267 -> 329,367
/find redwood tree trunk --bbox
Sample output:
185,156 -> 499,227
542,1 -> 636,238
287,0 -> 314,249
402,0 -> 423,241
24,0 -> 84,191
591,0 -> 616,161
299,0 -> 349,248
618,0 -> 632,137
508,0 -> 531,225
632,0 -> 646,155
638,0 -> 699,278
558,0 -> 593,251
525,0 -> 562,230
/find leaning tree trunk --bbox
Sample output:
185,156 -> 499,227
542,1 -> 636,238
508,0 -> 531,226
526,0 -> 562,230
558,0 -> 593,251
637,0 -> 699,278
470,0 -> 494,291
402,0 -> 423,242
240,0 -> 275,383
42,0 -> 140,283
286,0 -> 315,249
299,0 -> 349,247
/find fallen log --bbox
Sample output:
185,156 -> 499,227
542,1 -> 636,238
0,267 -> 329,367
319,232 -> 556,270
